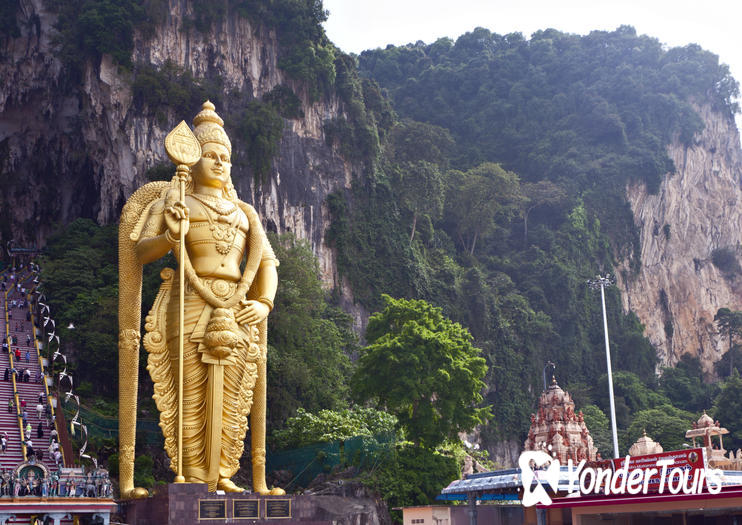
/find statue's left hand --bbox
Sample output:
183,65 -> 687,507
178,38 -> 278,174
235,300 -> 270,326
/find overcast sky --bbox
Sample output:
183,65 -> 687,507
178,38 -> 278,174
322,0 -> 742,128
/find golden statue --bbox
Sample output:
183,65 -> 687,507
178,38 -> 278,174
118,101 -> 283,497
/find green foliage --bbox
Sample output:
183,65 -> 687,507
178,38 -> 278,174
594,371 -> 668,430
326,188 -> 430,310
235,0 -> 335,99
189,0 -> 227,32
324,54 -> 391,166
133,455 -> 155,489
352,295 -> 491,448
580,405 -> 612,458
264,84 -> 305,119
266,233 -> 356,433
234,99 -> 284,180
131,61 -> 224,124
715,307 -> 742,378
272,407 -> 397,449
40,219 -> 119,397
660,355 -> 718,412
49,0 -> 161,76
357,28 -> 740,312
626,405 -> 696,454
145,162 -> 173,182
363,444 -> 459,519
443,163 -> 522,255
385,120 -> 453,242
711,248 -> 741,275
712,370 -> 742,450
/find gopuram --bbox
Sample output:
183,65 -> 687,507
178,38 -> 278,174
523,377 -> 600,463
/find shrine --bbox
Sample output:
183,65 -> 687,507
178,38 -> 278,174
523,377 -> 599,464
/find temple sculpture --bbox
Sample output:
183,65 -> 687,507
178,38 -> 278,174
118,101 -> 283,497
523,377 -> 599,463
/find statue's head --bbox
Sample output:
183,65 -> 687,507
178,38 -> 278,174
190,101 -> 237,200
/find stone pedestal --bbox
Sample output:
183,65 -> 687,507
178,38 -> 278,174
120,483 -> 383,525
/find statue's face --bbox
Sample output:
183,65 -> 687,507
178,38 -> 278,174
192,142 -> 231,190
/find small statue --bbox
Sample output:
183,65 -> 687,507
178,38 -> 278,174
119,102 -> 281,496
50,473 -> 58,497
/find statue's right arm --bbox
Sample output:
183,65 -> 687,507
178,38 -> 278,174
135,199 -> 171,264
135,198 -> 190,264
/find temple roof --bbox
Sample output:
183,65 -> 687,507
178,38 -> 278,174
523,376 -> 599,463
628,429 -> 663,456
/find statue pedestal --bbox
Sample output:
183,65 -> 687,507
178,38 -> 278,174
119,483 -> 383,524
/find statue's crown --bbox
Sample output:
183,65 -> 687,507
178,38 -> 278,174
193,100 -> 232,154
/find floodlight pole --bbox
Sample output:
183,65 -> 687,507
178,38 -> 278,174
588,274 -> 619,459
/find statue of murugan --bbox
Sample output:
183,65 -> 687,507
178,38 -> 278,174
118,101 -> 282,497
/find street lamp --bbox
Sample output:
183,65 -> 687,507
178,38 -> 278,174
587,274 -> 619,459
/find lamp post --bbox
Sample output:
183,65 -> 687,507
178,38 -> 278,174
587,274 -> 619,459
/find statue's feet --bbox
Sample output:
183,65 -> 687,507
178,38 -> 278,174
122,487 -> 149,499
217,478 -> 245,493
254,483 -> 285,496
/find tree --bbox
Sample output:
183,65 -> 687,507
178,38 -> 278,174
391,161 -> 444,243
715,307 -> 742,377
580,405 -> 613,459
521,180 -> 566,245
660,354 -> 718,413
266,233 -> 356,432
594,371 -> 669,429
626,405 -> 695,454
40,219 -> 120,397
352,295 -> 491,448
444,163 -> 522,255
272,407 -> 397,449
386,120 -> 452,243
712,370 -> 742,451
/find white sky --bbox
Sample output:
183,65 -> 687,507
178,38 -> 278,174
322,0 -> 742,128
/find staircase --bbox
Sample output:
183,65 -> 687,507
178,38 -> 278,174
1,270 -> 60,474
0,267 -> 115,524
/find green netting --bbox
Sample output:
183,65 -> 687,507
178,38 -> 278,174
267,433 -> 395,489
61,402 -> 395,486
62,404 -> 162,445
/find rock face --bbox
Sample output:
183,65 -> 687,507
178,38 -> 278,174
617,105 -> 742,374
0,0 -> 355,309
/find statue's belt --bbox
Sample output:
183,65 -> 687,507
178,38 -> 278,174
185,277 -> 237,299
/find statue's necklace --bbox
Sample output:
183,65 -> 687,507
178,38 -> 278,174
192,195 -> 239,255
190,193 -> 236,216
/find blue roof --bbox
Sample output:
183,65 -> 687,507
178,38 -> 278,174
441,467 -> 742,496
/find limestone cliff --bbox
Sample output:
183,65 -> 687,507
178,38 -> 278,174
0,0 -> 356,311
617,104 -> 742,374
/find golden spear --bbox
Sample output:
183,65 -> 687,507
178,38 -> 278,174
164,121 -> 201,483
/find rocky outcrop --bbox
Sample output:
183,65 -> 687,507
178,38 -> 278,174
617,105 -> 742,374
0,0 -> 356,309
